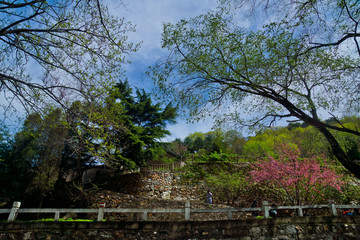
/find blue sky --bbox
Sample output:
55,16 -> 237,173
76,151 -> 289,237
0,0 -> 220,139
112,0 -> 220,141
0,0 -> 286,140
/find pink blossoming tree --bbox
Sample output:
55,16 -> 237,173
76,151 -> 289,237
250,144 -> 344,205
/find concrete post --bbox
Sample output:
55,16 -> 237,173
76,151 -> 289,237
97,203 -> 106,222
227,210 -> 232,220
330,203 -> 337,216
142,211 -> 148,221
97,208 -> 105,221
297,207 -> 303,217
55,211 -> 60,221
185,201 -> 190,221
7,201 -> 21,222
262,201 -> 269,219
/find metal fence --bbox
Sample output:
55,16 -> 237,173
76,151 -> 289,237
2,201 -> 360,222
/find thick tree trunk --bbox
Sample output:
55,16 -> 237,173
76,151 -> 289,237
317,126 -> 360,179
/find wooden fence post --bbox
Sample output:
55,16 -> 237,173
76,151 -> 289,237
262,201 -> 269,219
7,201 -> 21,222
185,202 -> 190,221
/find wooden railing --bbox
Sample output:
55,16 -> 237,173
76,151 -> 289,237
1,201 -> 359,222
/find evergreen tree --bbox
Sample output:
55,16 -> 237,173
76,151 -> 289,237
62,80 -> 177,171
110,81 -> 178,167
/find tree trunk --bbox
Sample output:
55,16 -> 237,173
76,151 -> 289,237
317,126 -> 360,179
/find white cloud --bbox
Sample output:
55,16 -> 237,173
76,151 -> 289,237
1,1 -> 219,139
114,0 -> 218,50
112,0 -> 219,140
163,118 -> 216,141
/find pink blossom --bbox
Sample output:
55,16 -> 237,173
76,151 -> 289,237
249,143 -> 344,204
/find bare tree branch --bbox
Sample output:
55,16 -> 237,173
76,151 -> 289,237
0,0 -> 136,115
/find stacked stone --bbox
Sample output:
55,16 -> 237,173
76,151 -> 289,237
139,172 -> 203,201
83,171 -> 236,221
88,189 -> 234,221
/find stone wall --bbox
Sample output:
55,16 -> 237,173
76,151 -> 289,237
2,216 -> 360,240
86,171 -> 238,222
139,171 -> 202,201
97,171 -> 203,201
84,171 -> 221,221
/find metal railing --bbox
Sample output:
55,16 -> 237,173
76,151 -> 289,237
1,201 -> 359,222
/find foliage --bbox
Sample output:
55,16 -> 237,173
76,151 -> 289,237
0,80 -> 177,203
4,109 -> 69,203
250,144 -> 344,205
166,138 -> 189,161
150,0 -> 360,178
193,151 -> 241,163
113,81 -> 177,166
61,101 -> 109,177
0,125 -> 18,200
205,166 -> 255,205
331,117 -> 360,159
243,125 -> 329,161
180,151 -> 255,206
62,80 -> 177,171
0,0 -> 138,114
27,109 -> 69,203
183,132 -> 206,153
242,131 -> 278,160
0,125 -> 12,162
183,130 -> 244,154
219,0 -> 360,60
337,176 -> 360,204
242,118 -> 360,164
222,130 -> 246,154
0,109 -> 68,203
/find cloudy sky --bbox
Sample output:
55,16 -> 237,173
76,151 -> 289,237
111,0 -> 220,141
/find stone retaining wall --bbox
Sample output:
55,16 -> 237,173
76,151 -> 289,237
86,171 -> 215,221
1,217 -> 360,240
98,171 -> 203,201
139,172 -> 202,201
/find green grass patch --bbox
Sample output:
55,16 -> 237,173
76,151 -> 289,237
34,218 -> 105,222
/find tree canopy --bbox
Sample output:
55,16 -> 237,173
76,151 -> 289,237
150,0 -> 360,178
63,80 -> 177,171
250,144 -> 344,205
0,0 -> 137,114
0,81 -> 177,203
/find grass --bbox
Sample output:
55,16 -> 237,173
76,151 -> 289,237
34,218 -> 105,222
